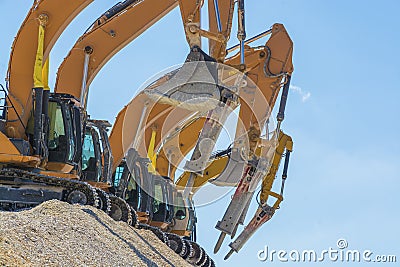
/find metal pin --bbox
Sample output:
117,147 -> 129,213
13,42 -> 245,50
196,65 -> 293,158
224,249 -> 234,260
214,232 -> 226,253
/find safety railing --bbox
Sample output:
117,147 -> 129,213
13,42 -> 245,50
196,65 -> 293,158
0,84 -> 7,120
0,84 -> 25,129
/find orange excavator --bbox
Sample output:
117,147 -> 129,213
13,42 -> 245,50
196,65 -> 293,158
52,0 -> 295,261
0,1 -> 212,265
0,1 -> 141,226
0,0 -> 100,210
1,0 -> 295,265
108,3 -> 294,259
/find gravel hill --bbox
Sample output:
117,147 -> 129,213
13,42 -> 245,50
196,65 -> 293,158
0,200 -> 191,267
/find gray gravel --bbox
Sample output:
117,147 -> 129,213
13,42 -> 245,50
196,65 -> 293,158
0,200 -> 191,267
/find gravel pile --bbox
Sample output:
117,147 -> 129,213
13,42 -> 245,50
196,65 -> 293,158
0,200 -> 191,267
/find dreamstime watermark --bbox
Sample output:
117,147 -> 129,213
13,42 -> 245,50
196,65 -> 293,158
257,239 -> 397,263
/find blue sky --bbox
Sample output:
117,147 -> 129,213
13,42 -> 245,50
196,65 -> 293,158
1,1 -> 399,266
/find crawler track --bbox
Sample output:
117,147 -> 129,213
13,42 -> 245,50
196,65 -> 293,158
0,168 -> 214,266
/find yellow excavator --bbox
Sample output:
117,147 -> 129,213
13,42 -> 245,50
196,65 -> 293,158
53,1 -> 216,264
1,0 -> 295,265
54,0 -> 295,260
50,0 -> 231,237
0,0 -> 99,210
0,1 -> 213,265
107,2 -> 294,259
0,0 -> 142,228
49,1 -> 226,263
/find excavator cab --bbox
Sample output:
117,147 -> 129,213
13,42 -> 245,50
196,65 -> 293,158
0,93 -> 91,210
113,161 -> 153,223
113,149 -> 174,230
80,120 -> 113,186
171,190 -> 197,242
25,93 -> 83,170
150,175 -> 174,230
81,124 -> 102,182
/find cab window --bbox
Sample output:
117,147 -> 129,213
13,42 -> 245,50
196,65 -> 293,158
48,102 -> 65,150
82,131 -> 95,171
174,193 -> 186,220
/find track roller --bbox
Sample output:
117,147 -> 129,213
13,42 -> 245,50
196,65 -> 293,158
109,195 -> 132,225
165,233 -> 186,255
64,182 -> 98,207
129,206 -> 139,227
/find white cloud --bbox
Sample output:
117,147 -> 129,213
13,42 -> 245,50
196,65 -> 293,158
290,85 -> 311,102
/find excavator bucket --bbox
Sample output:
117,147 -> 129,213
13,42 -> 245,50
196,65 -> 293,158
209,147 -> 247,186
144,46 -> 221,112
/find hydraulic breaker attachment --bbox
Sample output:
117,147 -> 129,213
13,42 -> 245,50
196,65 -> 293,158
214,137 -> 277,253
144,46 -> 221,112
214,189 -> 254,253
224,191 -> 281,260
231,191 -> 252,238
224,140 -> 292,259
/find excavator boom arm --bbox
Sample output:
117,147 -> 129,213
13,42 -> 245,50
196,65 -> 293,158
55,0 -> 178,101
5,0 -> 93,139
